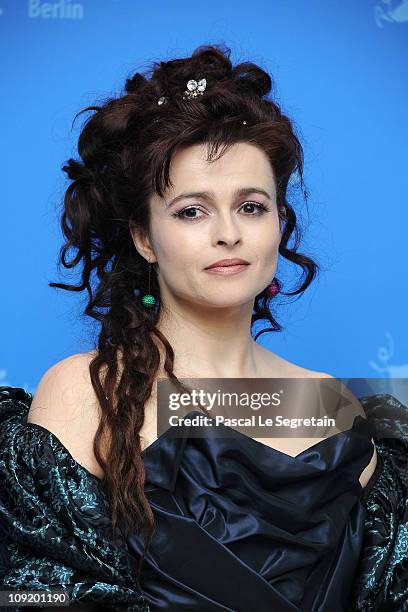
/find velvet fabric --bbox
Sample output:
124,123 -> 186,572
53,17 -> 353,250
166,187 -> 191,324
0,386 -> 407,611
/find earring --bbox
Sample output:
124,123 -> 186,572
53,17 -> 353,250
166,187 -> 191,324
141,260 -> 156,308
267,278 -> 279,297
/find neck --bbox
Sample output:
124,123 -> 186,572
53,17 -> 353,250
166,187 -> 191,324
154,300 -> 268,379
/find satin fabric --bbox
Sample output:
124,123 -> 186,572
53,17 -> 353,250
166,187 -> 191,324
2,387 -> 406,611
127,410 -> 379,611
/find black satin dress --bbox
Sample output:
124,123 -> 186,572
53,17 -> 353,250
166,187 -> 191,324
127,409 -> 384,611
1,387 -> 407,611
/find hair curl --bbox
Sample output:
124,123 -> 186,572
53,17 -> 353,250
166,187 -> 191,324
50,43 -> 320,579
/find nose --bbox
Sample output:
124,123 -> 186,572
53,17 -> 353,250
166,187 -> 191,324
213,214 -> 242,247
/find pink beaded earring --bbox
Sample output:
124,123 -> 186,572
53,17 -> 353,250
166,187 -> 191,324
267,278 -> 279,297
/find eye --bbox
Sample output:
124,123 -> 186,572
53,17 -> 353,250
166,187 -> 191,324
240,202 -> 270,215
171,206 -> 205,220
171,201 -> 271,221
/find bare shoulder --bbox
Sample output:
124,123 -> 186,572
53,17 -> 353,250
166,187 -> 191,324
260,351 -> 377,488
258,346 -> 334,379
28,353 -> 93,419
297,368 -> 334,378
27,352 -> 106,480
27,352 -> 98,424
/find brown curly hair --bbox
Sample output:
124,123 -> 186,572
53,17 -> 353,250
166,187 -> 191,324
49,43 -> 320,580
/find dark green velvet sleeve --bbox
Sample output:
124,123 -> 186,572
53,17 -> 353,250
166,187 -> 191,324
0,386 -> 149,611
348,393 -> 408,611
1,385 -> 407,611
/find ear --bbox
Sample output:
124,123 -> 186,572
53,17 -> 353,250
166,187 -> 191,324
128,221 -> 157,263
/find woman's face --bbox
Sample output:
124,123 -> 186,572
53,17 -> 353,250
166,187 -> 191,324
131,142 -> 282,310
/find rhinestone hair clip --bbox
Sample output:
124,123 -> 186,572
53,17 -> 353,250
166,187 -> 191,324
156,76 -> 247,125
182,77 -> 207,99
157,76 -> 207,105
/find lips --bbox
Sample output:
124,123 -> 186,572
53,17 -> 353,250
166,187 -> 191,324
205,258 -> 250,269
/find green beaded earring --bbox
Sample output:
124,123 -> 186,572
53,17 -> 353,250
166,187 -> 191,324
141,260 -> 156,308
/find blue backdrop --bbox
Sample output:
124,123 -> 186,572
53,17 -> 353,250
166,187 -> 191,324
1,0 -> 407,395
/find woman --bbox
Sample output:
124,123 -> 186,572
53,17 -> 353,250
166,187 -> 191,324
0,44 -> 407,612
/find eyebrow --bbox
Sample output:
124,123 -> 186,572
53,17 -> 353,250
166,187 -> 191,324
166,187 -> 272,208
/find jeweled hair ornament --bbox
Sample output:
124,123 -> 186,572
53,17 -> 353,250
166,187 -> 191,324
156,77 -> 247,127
157,77 -> 207,105
182,77 -> 207,99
